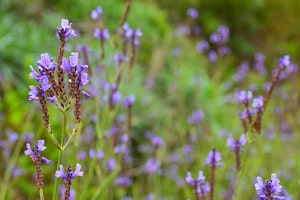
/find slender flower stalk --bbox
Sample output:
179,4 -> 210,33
204,149 -> 222,200
24,140 -> 51,199
227,134 -> 246,172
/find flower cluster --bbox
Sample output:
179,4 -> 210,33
24,140 -> 51,190
29,19 -> 89,126
227,134 -> 247,153
185,171 -> 210,197
255,174 -> 285,200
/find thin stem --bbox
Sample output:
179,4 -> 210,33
52,112 -> 67,200
0,137 -> 24,200
62,124 -> 78,150
39,189 -> 45,200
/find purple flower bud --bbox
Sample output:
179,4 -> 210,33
196,40 -> 209,53
227,134 -> 247,152
107,158 -> 116,172
115,176 -> 132,187
187,8 -> 199,19
252,96 -> 264,111
279,55 -> 290,69
204,149 -> 223,167
57,19 -> 76,40
122,95 -> 135,107
91,6 -> 103,20
145,158 -> 160,174
151,135 -> 164,147
237,90 -> 253,105
208,50 -> 218,63
187,110 -> 204,125
94,28 -> 110,41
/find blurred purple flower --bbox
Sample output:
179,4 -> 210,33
187,8 -> 199,19
115,176 -> 132,187
252,96 -> 264,111
122,95 -> 135,107
227,134 -> 247,152
94,28 -> 110,41
187,110 -> 204,125
145,158 -> 160,174
107,158 -> 116,172
196,40 -> 209,53
204,150 -> 223,167
236,90 -> 253,105
279,55 -> 290,69
208,50 -> 218,63
151,135 -> 164,147
91,6 -> 103,20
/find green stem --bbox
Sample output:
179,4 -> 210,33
39,189 -> 45,200
0,137 -> 24,200
62,124 -> 78,150
52,112 -> 67,200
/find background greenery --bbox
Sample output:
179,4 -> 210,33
0,0 -> 299,199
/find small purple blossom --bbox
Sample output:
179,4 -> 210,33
187,110 -> 204,125
185,171 -> 210,197
91,6 -> 103,20
24,140 -> 51,165
237,90 -> 253,105
255,174 -> 284,200
114,53 -> 127,65
145,158 -> 160,174
187,8 -> 199,19
107,158 -> 116,172
115,176 -> 132,187
151,135 -> 164,147
55,163 -> 83,183
57,19 -> 76,41
252,96 -> 264,111
122,95 -> 135,107
204,150 -> 223,167
208,50 -> 218,63
227,134 -> 247,152
279,55 -> 290,69
196,40 -> 209,53
94,28 -> 110,41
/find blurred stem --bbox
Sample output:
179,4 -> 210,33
0,137 -> 23,200
39,189 -> 44,200
52,112 -> 67,200
232,144 -> 250,200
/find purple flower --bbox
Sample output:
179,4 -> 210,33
196,40 -> 209,53
255,174 -> 284,199
24,140 -> 51,164
114,53 -> 127,65
94,28 -> 110,41
115,176 -> 132,187
252,96 -> 264,111
151,135 -> 164,147
111,90 -> 122,106
57,19 -> 76,40
187,110 -> 204,125
107,158 -> 116,172
204,150 -> 223,167
237,90 -> 253,105
89,149 -> 104,160
227,134 -> 247,152
210,25 -> 230,45
122,95 -> 135,107
279,55 -> 290,69
187,8 -> 199,19
123,23 -> 142,46
145,158 -> 160,174
91,6 -> 103,20
37,53 -> 56,71
185,171 -> 210,197
208,50 -> 218,63
55,163 -> 83,183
